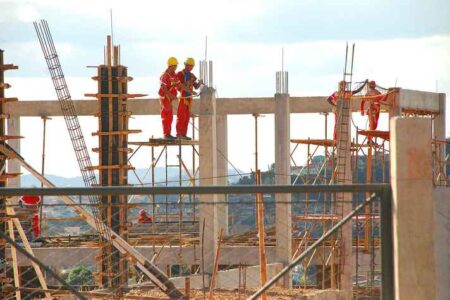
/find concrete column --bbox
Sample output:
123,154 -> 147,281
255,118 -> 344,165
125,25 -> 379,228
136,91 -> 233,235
335,99 -> 353,297
216,113 -> 228,235
7,117 -> 20,187
388,88 -> 402,131
434,93 -> 446,178
199,87 -> 218,274
274,93 -> 292,287
391,117 -> 437,299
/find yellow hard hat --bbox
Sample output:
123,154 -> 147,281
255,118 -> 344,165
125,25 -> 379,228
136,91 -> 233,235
184,57 -> 195,66
167,57 -> 178,66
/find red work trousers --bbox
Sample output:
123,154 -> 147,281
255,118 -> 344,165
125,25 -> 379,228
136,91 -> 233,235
160,96 -> 173,136
176,97 -> 191,136
369,111 -> 380,130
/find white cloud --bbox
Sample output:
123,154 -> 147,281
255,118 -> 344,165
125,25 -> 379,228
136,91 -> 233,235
0,1 -> 40,23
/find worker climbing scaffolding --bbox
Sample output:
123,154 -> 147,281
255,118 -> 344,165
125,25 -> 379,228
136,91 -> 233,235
327,79 -> 368,140
360,80 -> 388,130
159,57 -> 181,140
176,57 -> 203,140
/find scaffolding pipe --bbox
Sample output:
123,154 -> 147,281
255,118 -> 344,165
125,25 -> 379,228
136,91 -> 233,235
0,184 -> 390,196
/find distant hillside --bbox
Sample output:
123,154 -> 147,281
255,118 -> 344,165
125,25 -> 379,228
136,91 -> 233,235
21,167 -> 243,187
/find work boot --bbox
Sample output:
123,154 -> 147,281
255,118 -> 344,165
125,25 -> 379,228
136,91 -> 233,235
177,135 -> 192,140
164,134 -> 176,140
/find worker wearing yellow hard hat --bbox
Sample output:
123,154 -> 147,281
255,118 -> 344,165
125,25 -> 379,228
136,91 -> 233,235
158,57 -> 181,140
175,57 -> 203,140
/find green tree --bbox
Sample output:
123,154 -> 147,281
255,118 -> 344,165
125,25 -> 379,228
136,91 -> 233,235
67,265 -> 94,286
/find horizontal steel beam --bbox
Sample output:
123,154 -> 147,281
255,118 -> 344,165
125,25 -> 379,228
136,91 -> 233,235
0,184 -> 390,196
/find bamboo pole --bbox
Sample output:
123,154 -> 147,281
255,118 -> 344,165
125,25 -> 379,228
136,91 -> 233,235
7,220 -> 21,300
6,203 -> 51,299
208,228 -> 224,300
255,170 -> 267,300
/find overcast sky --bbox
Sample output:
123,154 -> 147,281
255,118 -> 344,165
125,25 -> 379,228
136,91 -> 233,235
1,0 -> 449,178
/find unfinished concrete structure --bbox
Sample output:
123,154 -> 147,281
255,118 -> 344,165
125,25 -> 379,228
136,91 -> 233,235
0,32 -> 449,299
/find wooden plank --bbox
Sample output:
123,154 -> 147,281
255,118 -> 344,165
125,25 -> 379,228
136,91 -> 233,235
129,139 -> 199,147
0,97 -> 18,103
0,144 -> 185,298
0,135 -> 23,141
85,165 -> 134,171
7,220 -> 21,300
0,64 -> 18,71
92,129 -> 141,136
85,93 -> 147,99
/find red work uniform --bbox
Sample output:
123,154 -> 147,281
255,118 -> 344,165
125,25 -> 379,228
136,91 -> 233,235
137,215 -> 152,223
158,70 -> 180,136
21,195 -> 41,206
361,90 -> 387,130
176,70 -> 200,137
328,91 -> 351,140
32,212 -> 40,237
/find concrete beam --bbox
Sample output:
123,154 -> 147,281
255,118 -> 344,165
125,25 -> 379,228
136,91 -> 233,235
4,96 -> 390,117
5,88 -> 442,117
391,117 -> 437,299
398,89 -> 441,112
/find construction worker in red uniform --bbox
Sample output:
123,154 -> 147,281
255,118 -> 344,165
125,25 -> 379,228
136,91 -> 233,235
19,195 -> 41,240
360,80 -> 387,130
137,209 -> 152,223
159,57 -> 181,140
176,57 -> 203,140
327,80 -> 368,140
20,195 -> 41,208
32,212 -> 40,238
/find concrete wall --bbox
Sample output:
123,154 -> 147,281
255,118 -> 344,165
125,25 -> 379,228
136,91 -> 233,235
391,117 -> 450,300
434,187 -> 450,299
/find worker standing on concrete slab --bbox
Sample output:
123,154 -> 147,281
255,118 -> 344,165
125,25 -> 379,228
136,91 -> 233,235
361,80 -> 387,130
327,80 -> 368,140
176,57 -> 203,140
159,57 -> 180,140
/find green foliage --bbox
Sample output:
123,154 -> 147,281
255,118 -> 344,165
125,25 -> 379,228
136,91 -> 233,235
67,265 -> 94,286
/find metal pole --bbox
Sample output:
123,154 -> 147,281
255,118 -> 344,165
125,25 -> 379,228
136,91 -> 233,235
0,184 -> 390,196
253,114 -> 259,173
248,193 -> 378,300
0,230 -> 88,300
380,187 -> 394,300
40,116 -> 50,236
